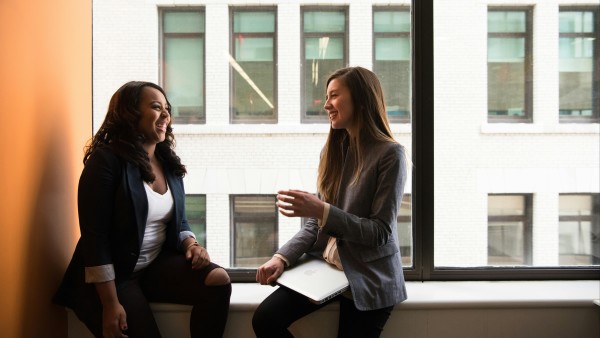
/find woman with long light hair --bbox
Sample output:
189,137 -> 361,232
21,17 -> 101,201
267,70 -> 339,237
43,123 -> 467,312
253,67 -> 408,338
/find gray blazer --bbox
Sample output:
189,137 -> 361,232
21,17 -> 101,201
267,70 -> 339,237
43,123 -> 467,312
276,138 -> 407,311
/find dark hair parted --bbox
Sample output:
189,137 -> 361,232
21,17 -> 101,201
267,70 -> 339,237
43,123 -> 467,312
318,66 -> 397,204
84,81 -> 186,181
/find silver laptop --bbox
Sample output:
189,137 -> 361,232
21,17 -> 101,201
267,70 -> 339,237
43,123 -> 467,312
276,255 -> 349,304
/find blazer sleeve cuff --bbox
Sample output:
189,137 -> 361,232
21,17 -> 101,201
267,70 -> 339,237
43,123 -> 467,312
317,202 -> 331,229
273,253 -> 290,267
85,264 -> 115,283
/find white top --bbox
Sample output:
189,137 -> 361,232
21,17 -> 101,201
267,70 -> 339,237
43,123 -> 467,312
134,182 -> 174,272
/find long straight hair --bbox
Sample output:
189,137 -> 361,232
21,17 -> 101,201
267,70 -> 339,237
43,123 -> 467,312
317,67 -> 396,204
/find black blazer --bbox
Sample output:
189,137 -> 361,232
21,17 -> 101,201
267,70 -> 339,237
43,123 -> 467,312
53,147 -> 191,307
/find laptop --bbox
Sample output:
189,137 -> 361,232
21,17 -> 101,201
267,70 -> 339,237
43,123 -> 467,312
276,255 -> 349,304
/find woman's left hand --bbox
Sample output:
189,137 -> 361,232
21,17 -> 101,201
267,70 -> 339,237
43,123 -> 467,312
185,243 -> 211,269
276,189 -> 324,219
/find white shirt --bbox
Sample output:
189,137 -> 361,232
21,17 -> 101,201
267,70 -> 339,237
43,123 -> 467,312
134,181 -> 174,272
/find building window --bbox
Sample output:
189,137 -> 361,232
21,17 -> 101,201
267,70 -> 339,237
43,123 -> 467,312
302,7 -> 348,123
398,194 -> 412,267
487,8 -> 532,122
373,7 -> 411,123
559,194 -> 600,265
488,194 -> 532,266
231,195 -> 278,267
186,195 -> 207,247
160,9 -> 205,124
230,8 -> 277,124
559,8 -> 599,122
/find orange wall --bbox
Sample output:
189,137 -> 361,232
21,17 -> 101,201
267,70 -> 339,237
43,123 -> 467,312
0,1 -> 91,337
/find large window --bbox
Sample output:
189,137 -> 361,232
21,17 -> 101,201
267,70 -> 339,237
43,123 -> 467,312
559,8 -> 599,122
160,9 -> 205,124
231,195 -> 278,267
487,195 -> 533,266
186,195 -> 207,247
373,7 -> 411,123
230,8 -> 277,123
302,7 -> 348,123
93,0 -> 600,282
487,8 -> 532,122
559,194 -> 600,265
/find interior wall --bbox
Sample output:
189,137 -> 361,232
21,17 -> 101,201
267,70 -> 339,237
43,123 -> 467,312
0,1 -> 92,337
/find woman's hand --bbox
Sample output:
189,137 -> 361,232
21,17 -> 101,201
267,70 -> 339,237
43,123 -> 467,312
101,302 -> 128,338
256,256 -> 285,285
276,190 -> 324,219
185,241 -> 211,269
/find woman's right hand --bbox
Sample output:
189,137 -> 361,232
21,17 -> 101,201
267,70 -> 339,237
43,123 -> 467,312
102,302 -> 129,338
256,256 -> 285,285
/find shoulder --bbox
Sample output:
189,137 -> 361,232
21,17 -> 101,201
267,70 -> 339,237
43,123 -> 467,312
84,146 -> 123,173
369,140 -> 405,159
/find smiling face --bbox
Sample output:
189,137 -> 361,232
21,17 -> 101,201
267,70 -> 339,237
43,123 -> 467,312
324,78 -> 355,133
137,86 -> 171,146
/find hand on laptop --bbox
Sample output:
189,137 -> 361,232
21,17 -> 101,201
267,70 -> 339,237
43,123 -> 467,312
256,256 -> 285,285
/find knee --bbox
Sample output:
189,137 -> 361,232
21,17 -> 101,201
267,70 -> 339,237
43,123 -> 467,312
204,267 -> 230,286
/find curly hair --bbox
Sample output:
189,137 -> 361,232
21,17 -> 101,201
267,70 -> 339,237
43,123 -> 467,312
84,81 -> 186,181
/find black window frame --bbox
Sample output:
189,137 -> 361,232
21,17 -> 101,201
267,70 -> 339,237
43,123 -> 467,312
159,7 -> 207,124
487,7 -> 534,123
487,194 -> 533,266
230,194 -> 278,269
229,6 -> 278,124
300,6 -> 349,124
558,6 -> 600,123
372,5 -> 412,124
559,193 -> 600,265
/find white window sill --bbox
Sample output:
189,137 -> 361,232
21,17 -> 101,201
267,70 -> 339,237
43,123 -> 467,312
150,280 -> 600,312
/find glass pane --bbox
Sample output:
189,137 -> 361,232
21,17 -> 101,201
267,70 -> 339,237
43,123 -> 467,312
232,196 -> 278,268
435,0 -> 599,270
375,37 -> 410,61
164,37 -> 205,123
488,11 -> 526,33
559,11 -> 594,33
186,195 -> 206,247
233,12 -> 275,33
235,37 -> 274,61
398,194 -> 413,267
164,12 -> 204,33
559,194 -> 599,265
304,11 -> 345,33
559,10 -> 596,119
231,10 -> 276,123
305,37 -> 344,60
374,11 -> 410,32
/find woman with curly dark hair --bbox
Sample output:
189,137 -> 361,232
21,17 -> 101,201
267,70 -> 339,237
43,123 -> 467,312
54,81 -> 231,338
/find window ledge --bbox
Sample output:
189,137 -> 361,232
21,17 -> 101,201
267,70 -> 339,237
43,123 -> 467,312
481,123 -> 599,134
149,280 -> 600,313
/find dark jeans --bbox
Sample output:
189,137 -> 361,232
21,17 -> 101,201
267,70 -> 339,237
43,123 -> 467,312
70,251 -> 231,338
252,287 -> 393,338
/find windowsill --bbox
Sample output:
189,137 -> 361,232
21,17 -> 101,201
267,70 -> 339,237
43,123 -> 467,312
172,123 -> 412,135
481,123 -> 599,134
149,280 -> 600,312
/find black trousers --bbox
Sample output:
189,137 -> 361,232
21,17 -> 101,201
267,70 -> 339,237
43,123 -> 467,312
70,251 -> 231,338
252,287 -> 393,338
